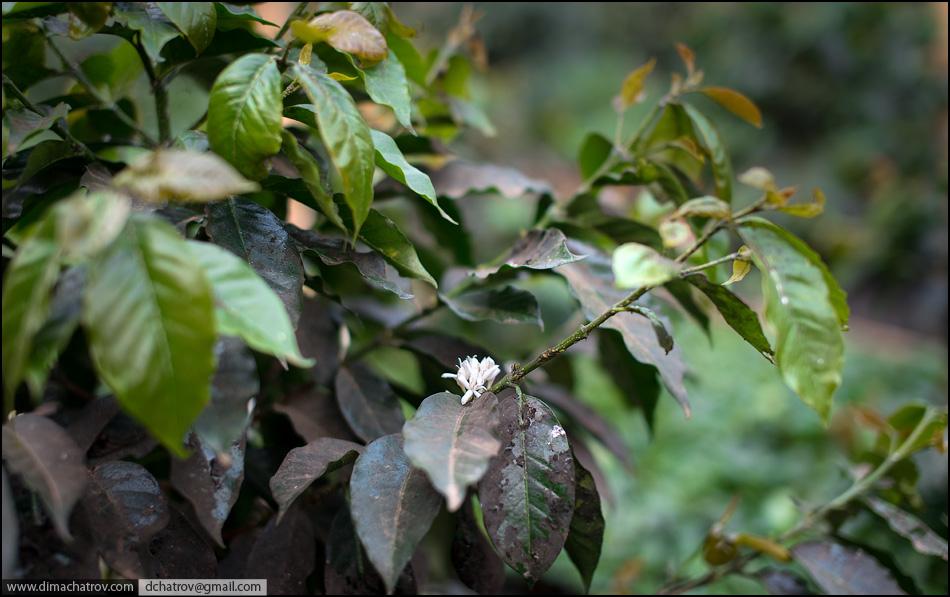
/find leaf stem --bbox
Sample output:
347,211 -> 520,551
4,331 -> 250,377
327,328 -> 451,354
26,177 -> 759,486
2,75 -> 99,163
679,251 -> 741,277
44,36 -> 158,146
130,39 -> 170,143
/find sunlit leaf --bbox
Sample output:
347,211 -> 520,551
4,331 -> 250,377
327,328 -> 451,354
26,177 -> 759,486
158,2 -> 216,54
673,195 -> 730,219
370,129 -> 455,223
291,10 -> 387,65
612,242 -> 681,288
780,188 -> 826,218
359,51 -> 412,128
279,130 -> 345,231
113,149 -> 259,202
700,86 -> 763,128
112,4 -> 179,64
616,58 -> 656,110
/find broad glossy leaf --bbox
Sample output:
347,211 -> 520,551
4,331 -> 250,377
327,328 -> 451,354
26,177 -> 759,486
479,391 -> 575,582
112,3 -> 179,63
699,86 -> 763,128
205,199 -> 305,327
291,10 -> 387,64
113,149 -> 259,202
371,129 -> 454,223
2,217 -> 60,403
334,364 -> 405,442
270,438 -> 363,522
82,461 -> 170,577
452,498 -> 505,595
158,2 -> 216,54
476,228 -> 583,277
194,337 -> 259,454
578,132 -> 613,181
350,208 -> 437,286
279,130 -> 345,231
403,392 -> 501,511
293,64 -> 375,237
558,253 -> 690,416
793,541 -> 905,595
432,161 -> 552,199
214,2 -> 276,29
685,273 -> 773,358
739,218 -> 845,422
565,457 -> 604,593
612,242 -> 681,288
245,505 -> 315,595
683,103 -> 732,203
2,414 -> 87,541
350,433 -> 442,593
442,285 -> 543,328
207,53 -> 282,180
170,434 -> 244,547
187,240 -> 310,366
288,225 -> 413,299
83,216 -> 217,455
361,51 -> 412,128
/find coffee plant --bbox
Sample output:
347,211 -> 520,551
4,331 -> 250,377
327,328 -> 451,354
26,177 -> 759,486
2,2 -> 947,594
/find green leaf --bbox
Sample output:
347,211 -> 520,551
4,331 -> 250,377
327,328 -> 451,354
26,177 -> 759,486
685,273 -> 773,359
350,433 -> 442,593
476,228 -> 583,277
739,218 -> 845,422
279,130 -> 345,231
112,3 -> 180,64
158,2 -> 216,54
673,195 -> 731,219
683,103 -> 733,203
186,241 -> 312,367
442,286 -> 543,328
558,254 -> 690,417
349,208 -> 437,287
83,216 -> 217,456
598,329 -> 661,433
578,132 -> 613,181
4,103 -> 69,156
370,129 -> 455,223
270,438 -> 363,523
632,305 -> 674,354
113,149 -> 260,202
334,364 -> 405,443
214,2 -> 276,30
22,267 -> 84,399
612,242 -> 681,288
793,541 -> 905,595
1,217 -> 60,404
205,199 -> 305,327
478,391 -> 576,582
403,392 -> 501,512
664,278 -> 711,336
293,64 -> 375,237
207,53 -> 282,180
291,10 -> 388,65
359,51 -> 412,129
565,457 -> 605,593
2,414 -> 87,541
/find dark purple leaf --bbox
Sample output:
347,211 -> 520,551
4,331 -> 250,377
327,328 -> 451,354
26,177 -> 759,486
325,506 -> 417,595
2,468 -> 17,578
245,505 -> 316,594
432,161 -> 551,199
2,414 -> 87,541
194,337 -> 259,454
475,228 -> 583,277
334,364 -> 404,443
565,457 -> 604,593
757,567 -> 814,595
478,391 -> 575,582
792,540 -> 905,595
451,499 -> 504,595
350,434 -> 441,593
297,295 -> 345,387
145,504 -> 218,579
270,437 -> 363,522
66,396 -> 121,454
274,387 -> 358,443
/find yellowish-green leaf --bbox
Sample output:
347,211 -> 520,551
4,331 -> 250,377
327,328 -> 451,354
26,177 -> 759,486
616,58 -> 656,110
780,188 -> 826,219
659,219 -> 693,249
700,86 -> 762,128
738,166 -> 776,191
113,150 -> 259,202
723,252 -> 752,286
676,42 -> 695,74
673,196 -> 730,220
612,243 -> 680,288
291,10 -> 387,65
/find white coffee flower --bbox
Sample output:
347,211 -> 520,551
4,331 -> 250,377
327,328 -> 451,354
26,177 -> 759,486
442,355 -> 501,405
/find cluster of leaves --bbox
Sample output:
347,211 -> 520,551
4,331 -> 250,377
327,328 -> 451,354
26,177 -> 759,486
1,3 -> 946,595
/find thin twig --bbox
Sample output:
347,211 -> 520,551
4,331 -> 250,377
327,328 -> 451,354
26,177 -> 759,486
130,39 -> 170,143
44,36 -> 157,145
2,75 -> 99,163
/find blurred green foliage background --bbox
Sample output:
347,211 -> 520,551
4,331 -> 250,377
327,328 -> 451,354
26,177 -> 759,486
391,3 -> 948,593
